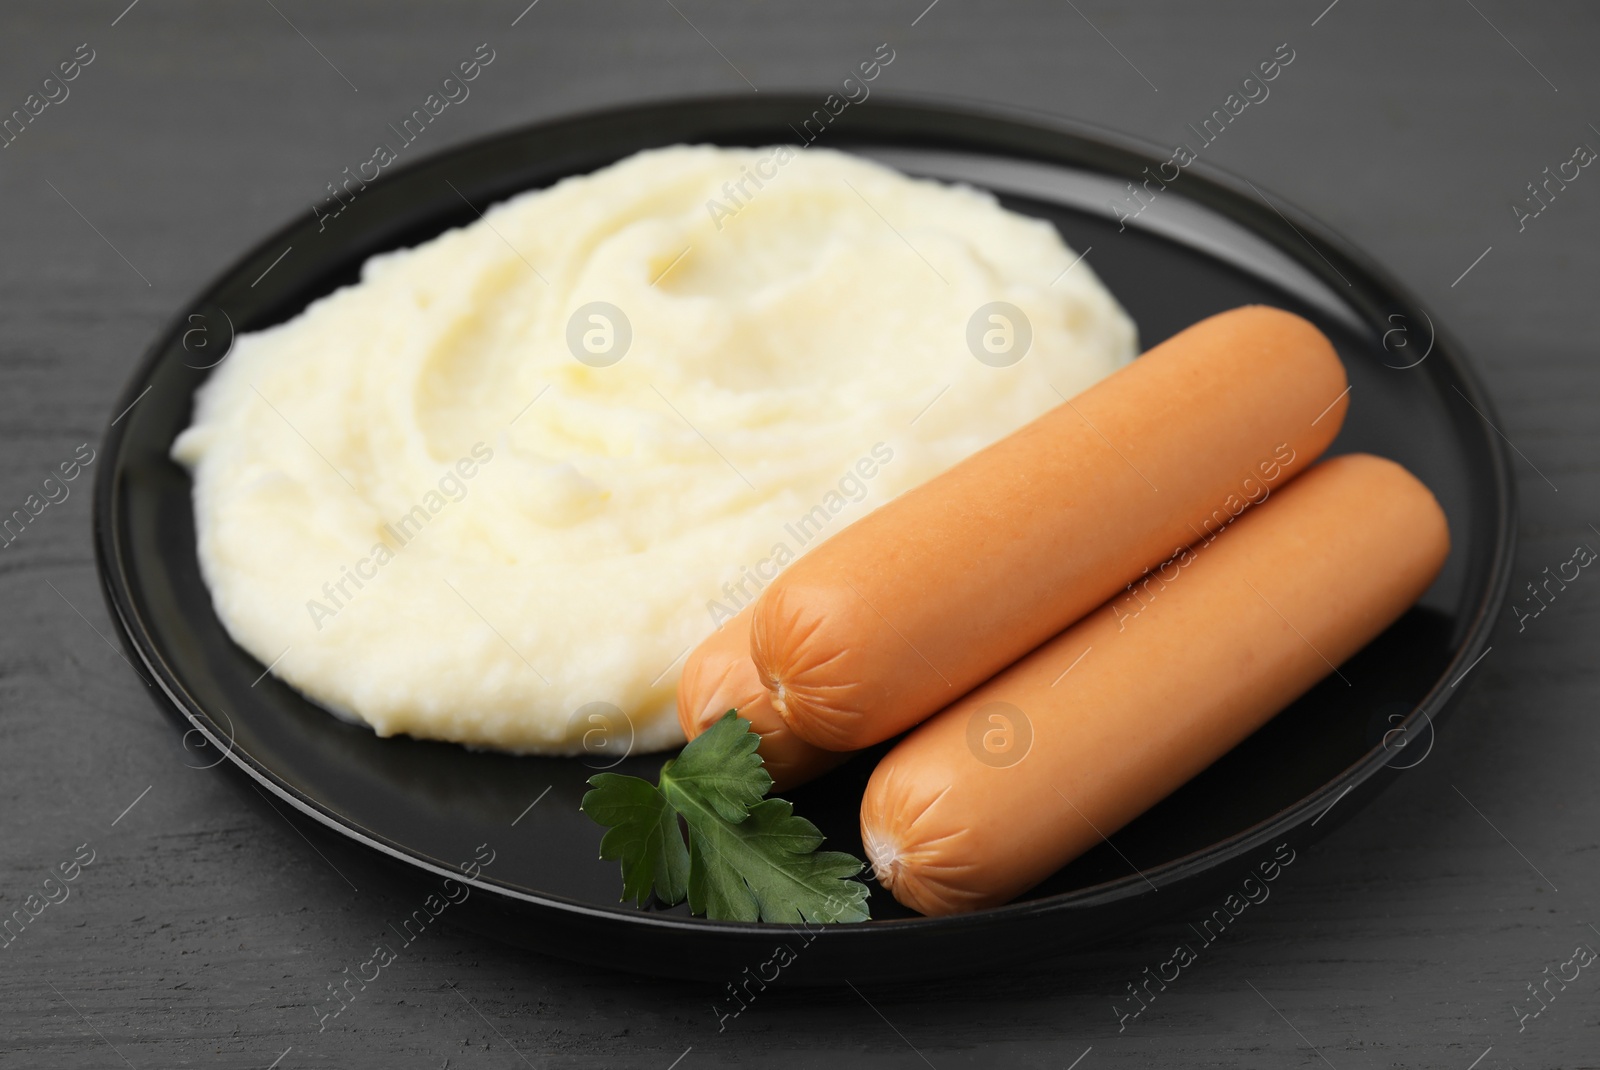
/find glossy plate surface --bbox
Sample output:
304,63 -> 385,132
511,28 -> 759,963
95,96 -> 1515,983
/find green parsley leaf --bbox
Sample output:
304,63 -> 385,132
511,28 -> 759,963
658,706 -> 772,822
584,774 -> 689,908
581,711 -> 871,923
678,796 -> 872,924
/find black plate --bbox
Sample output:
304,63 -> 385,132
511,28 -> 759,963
94,96 -> 1515,984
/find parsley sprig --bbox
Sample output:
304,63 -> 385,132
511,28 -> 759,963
581,711 -> 871,924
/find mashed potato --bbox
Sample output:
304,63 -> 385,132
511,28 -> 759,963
172,145 -> 1135,755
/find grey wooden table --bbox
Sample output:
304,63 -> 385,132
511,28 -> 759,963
3,1 -> 1597,1066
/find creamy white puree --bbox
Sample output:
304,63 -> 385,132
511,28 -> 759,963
172,145 -> 1135,755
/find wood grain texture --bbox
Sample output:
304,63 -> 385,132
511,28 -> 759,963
2,1 -> 1597,1066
